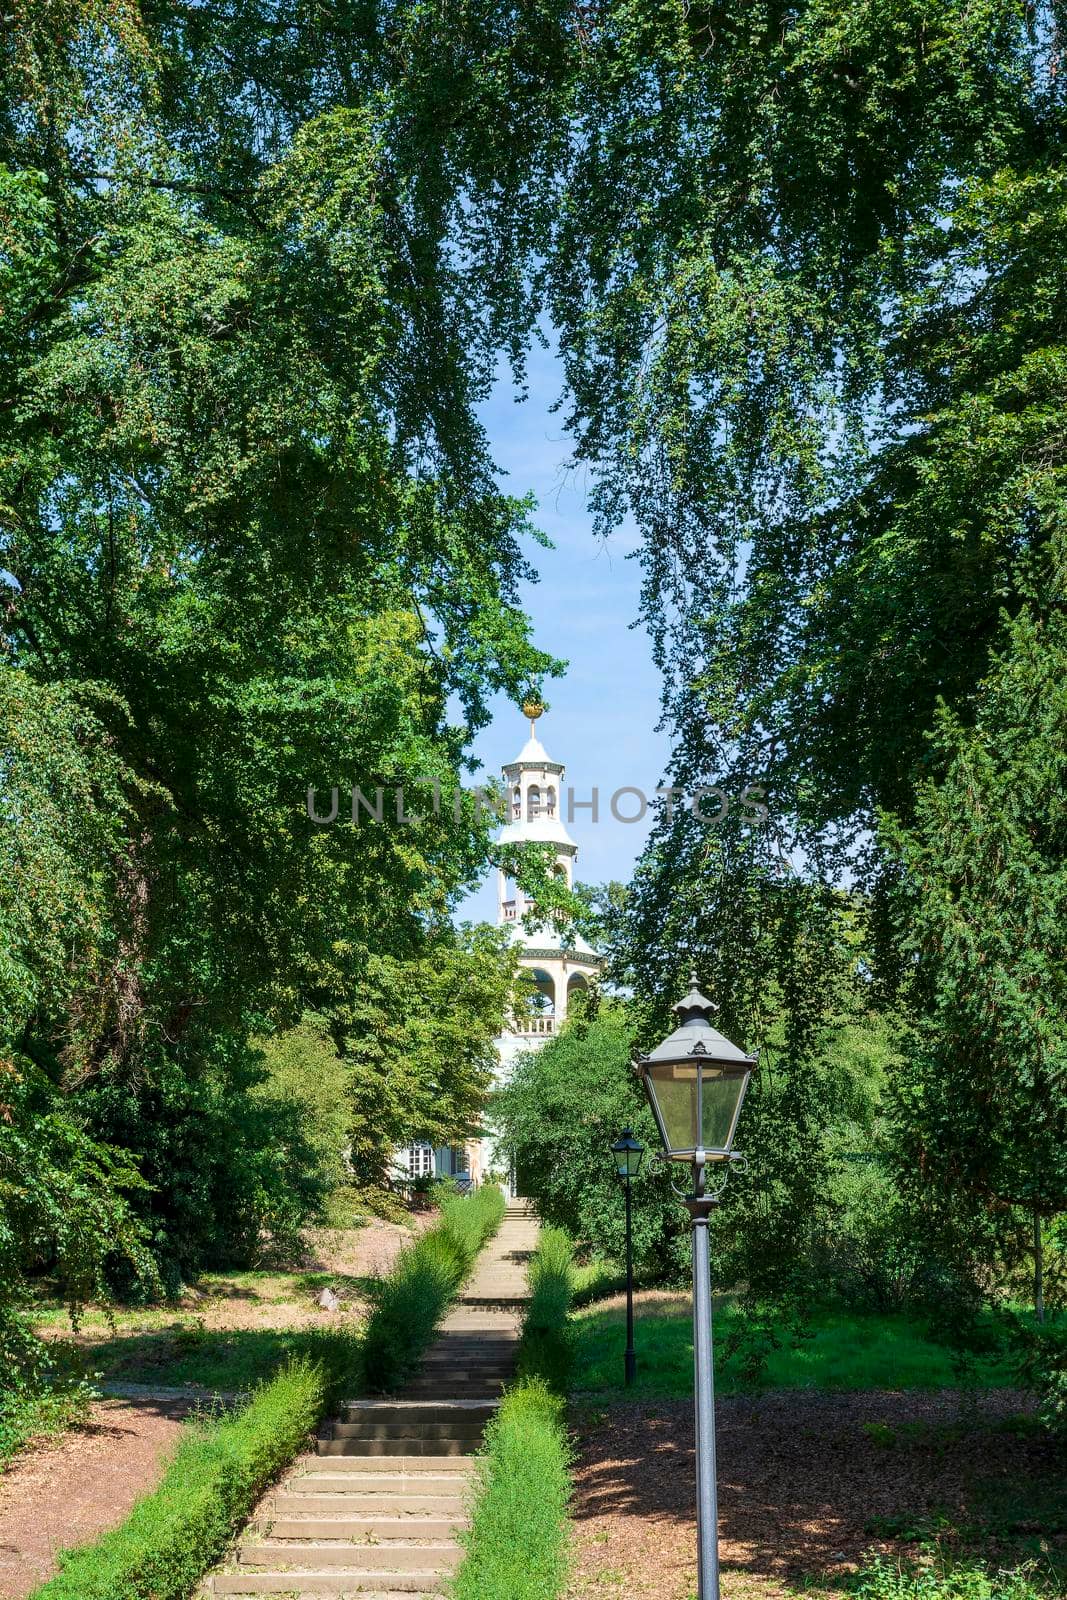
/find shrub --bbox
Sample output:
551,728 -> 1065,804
1011,1318 -> 1067,1437
30,1356 -> 332,1600
849,1555 -> 1048,1599
439,1184 -> 506,1264
253,1015 -> 353,1199
450,1224 -> 577,1597
362,1184 -> 504,1391
450,1379 -> 572,1600
0,1059 -> 158,1462
518,1226 -> 576,1393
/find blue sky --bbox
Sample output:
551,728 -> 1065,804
457,340 -> 670,923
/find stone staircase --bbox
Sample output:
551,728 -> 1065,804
205,1200 -> 538,1597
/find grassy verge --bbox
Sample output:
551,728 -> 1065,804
450,1226 -> 576,1600
362,1183 -> 505,1391
572,1293 -> 1016,1398
569,1256 -> 624,1307
67,1320 -> 366,1394
29,1349 -> 351,1600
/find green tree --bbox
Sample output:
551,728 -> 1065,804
343,926 -> 518,1182
494,1003 -> 689,1280
0,1057 -> 155,1406
1,76 -> 559,1270
887,609 -> 1067,1320
254,1017 -> 354,1201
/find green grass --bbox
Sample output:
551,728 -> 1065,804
30,1264 -> 381,1393
0,1383 -> 91,1472
569,1256 -> 625,1307
77,1324 -> 360,1392
572,1295 -> 1016,1398
449,1227 -> 577,1598
29,1353 -> 344,1600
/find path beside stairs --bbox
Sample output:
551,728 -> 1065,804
205,1198 -> 539,1597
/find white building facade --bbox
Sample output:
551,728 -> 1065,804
395,707 -> 603,1191
493,707 -> 603,1071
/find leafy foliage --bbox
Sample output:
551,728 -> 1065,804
0,8 -> 561,1285
495,1004 -> 689,1282
0,1058 -> 156,1439
885,610 -> 1067,1307
848,1555 -> 1050,1600
252,1016 -> 354,1200
342,927 -> 518,1182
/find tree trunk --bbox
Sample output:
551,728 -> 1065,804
1033,1208 -> 1045,1325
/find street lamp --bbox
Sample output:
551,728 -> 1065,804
610,1129 -> 645,1386
632,971 -> 756,1600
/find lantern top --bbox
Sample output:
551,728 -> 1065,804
642,969 -> 757,1071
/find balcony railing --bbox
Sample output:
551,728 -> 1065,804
516,1015 -> 555,1036
502,899 -> 517,921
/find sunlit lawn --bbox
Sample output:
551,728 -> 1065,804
572,1292 -> 1017,1398
31,1267 -> 374,1393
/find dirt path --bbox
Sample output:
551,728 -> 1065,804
566,1389 -> 1061,1600
0,1394 -> 192,1599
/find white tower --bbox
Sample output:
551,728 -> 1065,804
494,704 -> 603,1074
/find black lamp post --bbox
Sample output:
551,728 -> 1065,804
611,1128 -> 645,1386
633,971 -> 755,1600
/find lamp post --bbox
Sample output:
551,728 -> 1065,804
611,1129 -> 645,1387
633,971 -> 756,1600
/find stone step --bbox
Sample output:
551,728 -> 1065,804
316,1436 -> 481,1457
262,1515 -> 467,1539
399,1384 -> 505,1400
420,1332 -> 520,1346
426,1338 -> 516,1348
400,1374 -> 508,1387
407,1362 -> 513,1374
271,1493 -> 468,1516
419,1344 -> 517,1358
326,1422 -> 486,1441
238,1542 -> 460,1571
433,1319 -> 522,1331
295,1456 -> 474,1476
340,1401 -> 498,1423
212,1573 -> 446,1594
286,1476 -> 469,1497
412,1363 -> 512,1377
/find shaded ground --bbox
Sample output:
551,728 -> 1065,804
566,1390 -> 1065,1600
0,1395 -> 192,1600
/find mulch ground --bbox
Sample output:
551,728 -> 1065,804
566,1389 -> 1063,1600
0,1395 -> 192,1599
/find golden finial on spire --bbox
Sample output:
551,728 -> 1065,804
521,695 -> 544,739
